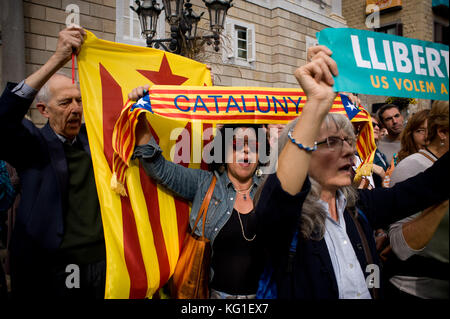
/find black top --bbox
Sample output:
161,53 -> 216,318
210,209 -> 262,295
255,152 -> 449,299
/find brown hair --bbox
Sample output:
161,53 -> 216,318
397,109 -> 430,162
426,100 -> 449,144
377,104 -> 400,125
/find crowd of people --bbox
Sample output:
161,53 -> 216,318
0,26 -> 448,300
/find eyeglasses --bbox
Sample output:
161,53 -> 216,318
371,122 -> 380,129
232,138 -> 259,153
316,135 -> 356,152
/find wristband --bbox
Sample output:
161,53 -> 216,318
288,129 -> 317,152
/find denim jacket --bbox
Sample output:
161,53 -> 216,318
133,138 -> 263,247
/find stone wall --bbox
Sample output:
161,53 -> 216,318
23,0 -> 116,125
211,0 -> 330,88
342,0 -> 440,114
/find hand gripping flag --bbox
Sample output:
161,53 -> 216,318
340,93 -> 377,182
340,95 -> 377,182
77,30 -> 376,299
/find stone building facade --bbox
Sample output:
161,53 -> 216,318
1,0 -> 347,126
1,0 -> 117,124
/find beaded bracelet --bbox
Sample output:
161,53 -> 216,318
287,129 -> 317,152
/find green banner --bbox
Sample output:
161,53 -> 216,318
317,28 -> 449,101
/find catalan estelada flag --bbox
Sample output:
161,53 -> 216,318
77,30 -> 212,299
77,30 -> 376,299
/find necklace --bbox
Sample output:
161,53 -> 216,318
235,184 -> 254,201
236,210 -> 256,241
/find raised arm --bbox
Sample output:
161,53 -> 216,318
277,49 -> 338,194
0,27 -> 85,167
25,26 -> 85,91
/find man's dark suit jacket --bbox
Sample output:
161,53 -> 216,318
0,83 -> 92,289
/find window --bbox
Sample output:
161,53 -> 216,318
375,23 -> 403,36
236,26 -> 248,60
223,18 -> 256,67
434,21 -> 449,45
116,0 -> 165,46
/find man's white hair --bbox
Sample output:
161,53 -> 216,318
35,72 -> 78,103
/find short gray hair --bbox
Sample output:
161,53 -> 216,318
35,72 -> 76,104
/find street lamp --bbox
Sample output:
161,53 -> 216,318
131,0 -> 233,56
131,0 -> 163,43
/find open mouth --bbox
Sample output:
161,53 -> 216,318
67,118 -> 81,125
236,156 -> 256,167
339,164 -> 352,172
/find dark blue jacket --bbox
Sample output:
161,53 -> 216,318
255,152 -> 449,299
0,83 -> 91,260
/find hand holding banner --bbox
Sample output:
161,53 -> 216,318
317,28 -> 449,101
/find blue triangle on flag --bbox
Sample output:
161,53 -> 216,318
130,93 -> 153,113
340,94 -> 360,120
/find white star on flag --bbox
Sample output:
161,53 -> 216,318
135,98 -> 147,107
346,100 -> 357,111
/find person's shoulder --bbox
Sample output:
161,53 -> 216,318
395,154 -> 418,171
400,151 -> 433,168
22,117 -> 45,138
391,152 -> 431,184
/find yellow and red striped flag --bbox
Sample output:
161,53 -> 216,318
352,107 -> 377,181
111,87 -> 376,191
78,30 -> 376,299
77,31 -> 212,299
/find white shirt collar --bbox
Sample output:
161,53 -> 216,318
56,133 -> 77,145
318,189 -> 348,225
